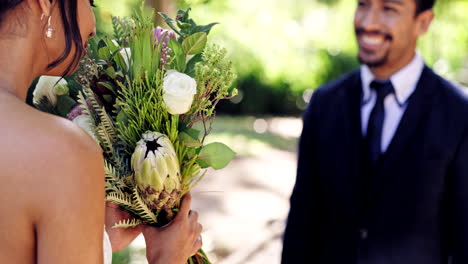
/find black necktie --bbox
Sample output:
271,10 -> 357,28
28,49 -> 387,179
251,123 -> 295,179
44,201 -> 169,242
365,80 -> 394,164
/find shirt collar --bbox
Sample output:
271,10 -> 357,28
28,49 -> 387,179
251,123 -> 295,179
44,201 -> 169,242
361,52 -> 425,105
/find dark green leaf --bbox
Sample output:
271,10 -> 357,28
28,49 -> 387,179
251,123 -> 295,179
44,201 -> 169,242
168,38 -> 186,72
116,110 -> 128,126
56,95 -> 77,117
97,81 -> 116,94
158,12 -> 182,37
191,23 -> 219,35
185,54 -> 203,77
103,94 -> 113,103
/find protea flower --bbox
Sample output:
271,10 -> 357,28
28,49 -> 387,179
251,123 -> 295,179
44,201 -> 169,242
131,132 -> 182,211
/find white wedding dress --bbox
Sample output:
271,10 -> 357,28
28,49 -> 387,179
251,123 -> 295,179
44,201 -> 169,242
103,230 -> 113,264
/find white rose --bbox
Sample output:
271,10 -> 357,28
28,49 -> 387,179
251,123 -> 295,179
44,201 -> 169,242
163,70 -> 197,115
72,114 -> 97,141
33,76 -> 68,106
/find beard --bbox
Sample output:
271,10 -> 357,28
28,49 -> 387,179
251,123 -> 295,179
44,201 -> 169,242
355,27 -> 393,68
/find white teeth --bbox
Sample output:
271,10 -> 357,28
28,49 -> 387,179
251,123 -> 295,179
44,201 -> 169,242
362,35 -> 384,45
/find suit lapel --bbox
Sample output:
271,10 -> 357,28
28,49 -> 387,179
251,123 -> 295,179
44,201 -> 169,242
340,70 -> 364,217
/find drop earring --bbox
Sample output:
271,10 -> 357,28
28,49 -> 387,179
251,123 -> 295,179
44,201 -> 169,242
46,16 -> 54,38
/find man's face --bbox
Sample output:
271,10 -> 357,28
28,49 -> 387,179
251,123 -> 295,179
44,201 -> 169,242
354,0 -> 425,68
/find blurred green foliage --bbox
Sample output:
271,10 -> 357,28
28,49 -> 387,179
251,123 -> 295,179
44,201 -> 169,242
93,0 -> 468,116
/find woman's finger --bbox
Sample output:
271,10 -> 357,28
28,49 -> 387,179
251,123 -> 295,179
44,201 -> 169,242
188,210 -> 199,223
191,236 -> 203,256
174,193 -> 192,221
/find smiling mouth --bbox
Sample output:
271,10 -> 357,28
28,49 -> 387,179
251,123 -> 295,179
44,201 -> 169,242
358,33 -> 390,52
355,27 -> 392,52
362,35 -> 384,45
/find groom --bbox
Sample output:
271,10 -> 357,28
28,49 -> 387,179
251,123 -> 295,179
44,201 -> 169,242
282,0 -> 468,263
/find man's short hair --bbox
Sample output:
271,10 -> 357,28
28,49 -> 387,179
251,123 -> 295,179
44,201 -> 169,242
416,0 -> 436,14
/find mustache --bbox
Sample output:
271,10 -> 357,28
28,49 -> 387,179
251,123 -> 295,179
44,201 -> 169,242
355,28 -> 393,41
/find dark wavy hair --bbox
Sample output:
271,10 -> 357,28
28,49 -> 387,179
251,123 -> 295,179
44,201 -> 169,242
416,0 -> 436,15
0,0 -> 86,76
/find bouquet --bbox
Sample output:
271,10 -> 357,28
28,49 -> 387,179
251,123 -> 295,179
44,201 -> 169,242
33,5 -> 237,264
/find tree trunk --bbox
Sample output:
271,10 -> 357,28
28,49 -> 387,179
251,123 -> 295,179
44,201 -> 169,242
146,0 -> 177,27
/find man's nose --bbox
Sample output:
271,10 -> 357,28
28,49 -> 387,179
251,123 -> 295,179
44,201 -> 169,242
359,8 -> 382,32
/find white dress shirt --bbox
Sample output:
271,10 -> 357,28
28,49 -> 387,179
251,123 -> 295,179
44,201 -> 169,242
361,53 -> 425,153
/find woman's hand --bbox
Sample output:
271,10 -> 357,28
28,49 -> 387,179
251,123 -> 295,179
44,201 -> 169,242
143,193 -> 203,264
105,202 -> 143,252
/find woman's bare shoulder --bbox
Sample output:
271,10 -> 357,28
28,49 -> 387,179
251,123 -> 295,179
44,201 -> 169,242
0,100 -> 101,164
0,99 -> 104,219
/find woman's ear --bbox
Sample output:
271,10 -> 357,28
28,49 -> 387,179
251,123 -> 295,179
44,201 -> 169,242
416,9 -> 434,36
37,0 -> 53,17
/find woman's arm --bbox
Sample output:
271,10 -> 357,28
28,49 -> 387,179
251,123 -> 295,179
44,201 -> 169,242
34,126 -> 105,264
105,202 -> 143,253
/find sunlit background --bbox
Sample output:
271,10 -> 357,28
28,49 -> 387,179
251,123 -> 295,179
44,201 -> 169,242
90,0 -> 468,263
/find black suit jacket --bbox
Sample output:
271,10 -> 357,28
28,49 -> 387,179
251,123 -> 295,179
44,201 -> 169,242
282,66 -> 468,264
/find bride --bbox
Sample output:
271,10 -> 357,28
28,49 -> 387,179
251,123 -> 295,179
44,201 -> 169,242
0,0 -> 202,263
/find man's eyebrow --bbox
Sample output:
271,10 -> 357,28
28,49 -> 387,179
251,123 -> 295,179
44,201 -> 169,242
383,0 -> 404,4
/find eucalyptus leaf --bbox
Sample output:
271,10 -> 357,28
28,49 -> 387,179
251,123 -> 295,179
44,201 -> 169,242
105,66 -> 116,79
98,46 -> 111,60
179,132 -> 202,148
182,32 -> 207,55
186,148 -> 198,159
197,142 -> 236,170
197,159 -> 210,169
185,128 -> 201,140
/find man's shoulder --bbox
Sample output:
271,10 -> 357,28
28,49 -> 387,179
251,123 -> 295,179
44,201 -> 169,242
303,69 -> 360,121
314,69 -> 361,99
427,67 -> 468,110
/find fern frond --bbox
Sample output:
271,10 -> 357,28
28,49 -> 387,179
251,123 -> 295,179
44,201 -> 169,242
112,218 -> 142,229
104,161 -> 129,192
96,123 -> 116,156
99,107 -> 118,143
131,187 -> 157,223
104,160 -> 119,179
81,86 -> 102,124
77,91 -> 97,126
123,175 -> 135,189
106,191 -> 134,208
